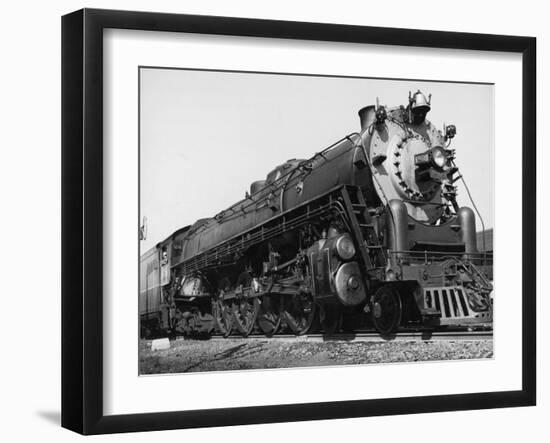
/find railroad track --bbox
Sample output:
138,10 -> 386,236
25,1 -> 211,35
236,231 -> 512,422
207,330 -> 493,342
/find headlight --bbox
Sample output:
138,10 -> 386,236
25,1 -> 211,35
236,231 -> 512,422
335,235 -> 356,260
431,147 -> 447,168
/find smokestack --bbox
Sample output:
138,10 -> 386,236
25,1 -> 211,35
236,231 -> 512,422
358,105 -> 376,131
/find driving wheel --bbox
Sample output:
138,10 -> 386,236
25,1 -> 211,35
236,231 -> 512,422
371,286 -> 402,335
213,277 -> 234,337
231,272 -> 260,337
257,295 -> 283,337
283,293 -> 317,335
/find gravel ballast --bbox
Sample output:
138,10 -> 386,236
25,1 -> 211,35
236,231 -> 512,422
139,337 -> 493,374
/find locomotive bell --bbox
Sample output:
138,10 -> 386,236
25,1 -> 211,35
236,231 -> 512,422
410,91 -> 431,125
411,90 -> 431,112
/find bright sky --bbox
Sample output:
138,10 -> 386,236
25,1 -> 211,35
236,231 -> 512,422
140,68 -> 494,251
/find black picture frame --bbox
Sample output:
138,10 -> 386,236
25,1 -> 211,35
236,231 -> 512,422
61,8 -> 536,435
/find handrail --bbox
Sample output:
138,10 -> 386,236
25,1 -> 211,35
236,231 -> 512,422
173,186 -> 355,273
387,249 -> 493,266
187,134 -> 362,235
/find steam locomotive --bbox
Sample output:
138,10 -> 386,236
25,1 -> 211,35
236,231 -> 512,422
139,91 -> 493,338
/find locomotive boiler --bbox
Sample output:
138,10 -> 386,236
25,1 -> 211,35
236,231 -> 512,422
139,90 -> 493,338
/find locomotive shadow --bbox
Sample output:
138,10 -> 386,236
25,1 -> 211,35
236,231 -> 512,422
321,330 -> 434,341
179,342 -> 268,373
179,332 -> 212,341
322,333 -> 357,342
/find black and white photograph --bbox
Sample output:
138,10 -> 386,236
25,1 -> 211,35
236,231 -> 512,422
138,68 -> 494,375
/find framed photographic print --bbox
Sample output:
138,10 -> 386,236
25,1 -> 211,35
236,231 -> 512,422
61,8 -> 536,435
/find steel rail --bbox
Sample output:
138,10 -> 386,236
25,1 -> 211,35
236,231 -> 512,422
200,330 -> 493,343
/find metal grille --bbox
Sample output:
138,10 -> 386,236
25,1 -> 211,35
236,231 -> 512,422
425,287 -> 470,318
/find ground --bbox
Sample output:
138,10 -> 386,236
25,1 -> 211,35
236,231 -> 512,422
139,337 -> 493,374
